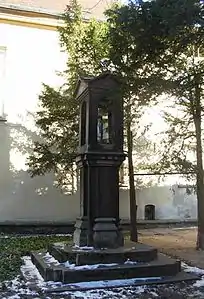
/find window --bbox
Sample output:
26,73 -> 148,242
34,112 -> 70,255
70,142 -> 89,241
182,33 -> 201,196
97,102 -> 112,144
80,101 -> 86,146
144,204 -> 155,220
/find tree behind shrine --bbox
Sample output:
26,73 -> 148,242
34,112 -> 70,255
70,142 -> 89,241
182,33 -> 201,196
27,0 -> 109,193
105,0 -> 204,249
27,0 -> 155,241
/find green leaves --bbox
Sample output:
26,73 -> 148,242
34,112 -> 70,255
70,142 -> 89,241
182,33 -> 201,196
28,0 -> 204,190
27,1 -> 109,192
0,235 -> 70,281
105,0 -> 204,186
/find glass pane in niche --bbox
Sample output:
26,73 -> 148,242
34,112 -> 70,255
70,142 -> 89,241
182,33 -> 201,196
97,106 -> 112,144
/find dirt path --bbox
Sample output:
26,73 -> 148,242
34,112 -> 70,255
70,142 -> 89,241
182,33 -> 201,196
139,227 -> 204,269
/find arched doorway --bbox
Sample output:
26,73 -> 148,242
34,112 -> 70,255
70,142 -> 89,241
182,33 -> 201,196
145,204 -> 155,220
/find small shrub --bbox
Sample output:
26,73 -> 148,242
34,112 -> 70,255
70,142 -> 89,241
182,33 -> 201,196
0,235 -> 71,281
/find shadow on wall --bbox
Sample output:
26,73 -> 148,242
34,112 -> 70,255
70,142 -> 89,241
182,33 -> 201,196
0,116 -> 131,222
0,118 -> 80,221
0,117 -> 197,222
171,184 -> 197,219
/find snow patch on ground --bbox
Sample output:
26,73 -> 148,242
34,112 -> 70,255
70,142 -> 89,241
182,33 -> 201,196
4,276 -> 39,297
182,262 -> 204,275
62,286 -> 146,299
21,256 -> 44,283
182,262 -> 204,288
194,279 -> 204,288
3,295 -> 21,299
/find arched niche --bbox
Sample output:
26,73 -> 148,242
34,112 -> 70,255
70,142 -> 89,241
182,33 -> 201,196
144,204 -> 155,220
80,101 -> 86,146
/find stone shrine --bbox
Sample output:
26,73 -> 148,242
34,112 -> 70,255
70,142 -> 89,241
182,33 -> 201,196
73,72 -> 125,249
31,73 -> 197,288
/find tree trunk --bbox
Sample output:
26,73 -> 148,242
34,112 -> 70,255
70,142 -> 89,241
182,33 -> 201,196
76,166 -> 80,191
193,74 -> 204,250
127,124 -> 138,242
119,164 -> 125,186
195,114 -> 204,249
71,163 -> 74,194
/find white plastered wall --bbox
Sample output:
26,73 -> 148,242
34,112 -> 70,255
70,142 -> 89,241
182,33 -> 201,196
0,22 -> 197,222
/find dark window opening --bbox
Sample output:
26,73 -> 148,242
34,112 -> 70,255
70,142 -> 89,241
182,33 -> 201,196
145,204 -> 155,220
97,104 -> 112,144
80,101 -> 86,146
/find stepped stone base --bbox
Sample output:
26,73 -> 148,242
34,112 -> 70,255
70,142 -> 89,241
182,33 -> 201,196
31,250 -> 181,283
48,241 -> 157,265
30,240 -> 199,286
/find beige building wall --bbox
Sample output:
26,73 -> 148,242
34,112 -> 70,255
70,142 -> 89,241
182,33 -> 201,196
0,21 -> 197,222
0,21 -> 71,221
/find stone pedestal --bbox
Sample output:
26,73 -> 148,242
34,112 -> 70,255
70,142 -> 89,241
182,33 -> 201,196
31,240 -> 199,285
93,218 -> 124,249
73,216 -> 89,247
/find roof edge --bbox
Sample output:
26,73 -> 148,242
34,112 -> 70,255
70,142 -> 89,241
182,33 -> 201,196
0,3 -> 107,21
0,3 -> 61,18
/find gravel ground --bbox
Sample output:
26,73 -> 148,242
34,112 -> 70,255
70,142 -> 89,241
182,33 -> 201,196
139,227 -> 204,268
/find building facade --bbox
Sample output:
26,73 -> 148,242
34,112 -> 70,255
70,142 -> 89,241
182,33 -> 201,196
0,0 -> 197,222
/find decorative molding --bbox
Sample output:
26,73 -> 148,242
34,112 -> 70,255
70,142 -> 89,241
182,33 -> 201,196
0,16 -> 60,30
0,5 -> 93,30
0,5 -> 61,19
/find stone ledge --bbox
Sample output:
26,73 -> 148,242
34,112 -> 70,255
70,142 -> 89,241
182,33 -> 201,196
0,219 -> 197,235
48,241 -> 158,265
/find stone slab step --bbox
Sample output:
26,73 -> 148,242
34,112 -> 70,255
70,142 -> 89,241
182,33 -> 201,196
48,241 -> 158,265
31,250 -> 182,284
43,271 -> 199,293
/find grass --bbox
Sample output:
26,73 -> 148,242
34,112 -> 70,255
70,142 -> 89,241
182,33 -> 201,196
0,234 -> 71,282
